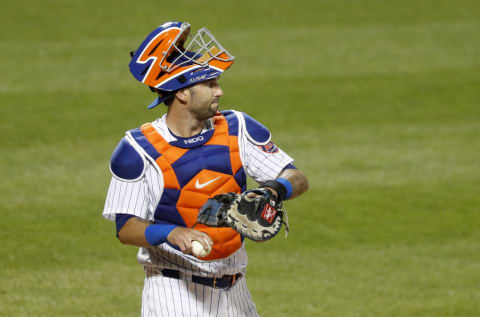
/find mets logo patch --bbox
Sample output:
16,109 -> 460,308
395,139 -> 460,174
261,204 -> 277,224
258,142 -> 279,153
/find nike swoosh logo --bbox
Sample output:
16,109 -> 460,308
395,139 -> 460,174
195,176 -> 221,189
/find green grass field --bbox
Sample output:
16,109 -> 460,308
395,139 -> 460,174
1,0 -> 479,316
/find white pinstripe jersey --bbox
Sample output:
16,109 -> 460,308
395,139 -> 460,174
102,110 -> 293,277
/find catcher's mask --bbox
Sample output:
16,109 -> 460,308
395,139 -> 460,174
129,21 -> 235,109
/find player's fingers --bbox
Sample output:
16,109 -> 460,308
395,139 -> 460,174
195,231 -> 213,246
246,192 -> 257,199
183,239 -> 193,255
191,230 -> 213,251
201,233 -> 213,248
192,230 -> 213,248
176,240 -> 187,253
194,237 -> 211,250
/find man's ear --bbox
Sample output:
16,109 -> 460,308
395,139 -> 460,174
175,88 -> 189,104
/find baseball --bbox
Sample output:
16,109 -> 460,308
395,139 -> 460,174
191,240 -> 211,257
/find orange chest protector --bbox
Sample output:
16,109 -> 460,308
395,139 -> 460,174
129,114 -> 246,260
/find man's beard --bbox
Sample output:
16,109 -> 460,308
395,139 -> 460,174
190,103 -> 218,121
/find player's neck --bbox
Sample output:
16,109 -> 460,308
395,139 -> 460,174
165,107 -> 205,137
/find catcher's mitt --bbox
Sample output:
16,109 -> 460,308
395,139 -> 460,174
197,188 -> 288,241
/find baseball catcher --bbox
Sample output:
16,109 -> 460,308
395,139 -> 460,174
102,20 -> 309,316
197,185 -> 289,241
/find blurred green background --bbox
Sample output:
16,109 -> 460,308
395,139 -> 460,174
1,0 -> 479,316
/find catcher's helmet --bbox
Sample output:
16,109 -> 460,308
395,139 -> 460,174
129,21 -> 234,109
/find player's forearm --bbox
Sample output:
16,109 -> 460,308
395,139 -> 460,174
117,217 -> 151,247
118,217 -> 212,254
277,168 -> 309,199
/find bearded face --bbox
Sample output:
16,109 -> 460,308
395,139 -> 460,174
187,79 -> 223,121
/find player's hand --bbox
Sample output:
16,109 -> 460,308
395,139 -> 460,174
167,227 -> 213,255
246,187 -> 278,200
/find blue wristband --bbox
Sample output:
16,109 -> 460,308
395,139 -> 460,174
145,224 -> 176,246
276,178 -> 293,200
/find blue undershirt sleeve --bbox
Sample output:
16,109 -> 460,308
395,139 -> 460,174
115,214 -> 135,235
115,214 -> 176,245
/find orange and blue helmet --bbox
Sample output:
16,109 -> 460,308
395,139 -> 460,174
129,21 -> 235,109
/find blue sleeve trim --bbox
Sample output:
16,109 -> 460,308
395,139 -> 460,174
242,112 -> 271,144
276,178 -> 293,200
110,138 -> 145,180
284,163 -> 297,169
145,224 -> 177,246
115,214 -> 135,235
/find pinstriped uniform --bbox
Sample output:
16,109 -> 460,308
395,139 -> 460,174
103,110 -> 293,316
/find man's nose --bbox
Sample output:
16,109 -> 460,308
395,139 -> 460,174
215,86 -> 224,97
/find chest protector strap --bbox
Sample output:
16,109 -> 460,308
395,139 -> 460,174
140,115 -> 244,260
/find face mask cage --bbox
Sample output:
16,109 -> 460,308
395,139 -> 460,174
161,26 -> 234,73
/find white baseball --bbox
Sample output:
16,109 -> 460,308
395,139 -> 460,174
191,240 -> 211,257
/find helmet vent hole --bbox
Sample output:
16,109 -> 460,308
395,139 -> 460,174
155,71 -> 165,80
148,40 -> 163,55
177,75 -> 187,84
